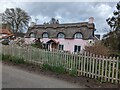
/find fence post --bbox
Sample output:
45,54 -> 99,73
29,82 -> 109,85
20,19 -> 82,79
78,53 -> 81,76
83,52 -> 86,76
111,57 -> 116,83
104,56 -> 108,82
95,55 -> 98,79
92,54 -> 95,78
70,53 -> 73,71
98,55 -> 102,80
66,52 -> 68,70
73,53 -> 76,70
86,52 -> 89,77
101,56 -> 105,82
81,53 -> 84,75
116,57 -> 119,83
89,53 -> 92,78
115,57 -> 120,83
68,53 -> 71,71
55,50 -> 58,66
46,49 -> 48,64
108,57 -> 112,82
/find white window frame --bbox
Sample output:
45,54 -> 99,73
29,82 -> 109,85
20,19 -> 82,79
74,33 -> 83,39
58,33 -> 65,38
42,32 -> 49,38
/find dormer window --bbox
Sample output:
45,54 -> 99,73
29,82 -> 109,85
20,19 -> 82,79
42,32 -> 49,38
74,32 -> 83,39
29,32 -> 36,38
57,32 -> 65,38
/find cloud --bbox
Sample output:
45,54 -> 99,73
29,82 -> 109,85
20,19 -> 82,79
0,1 -> 118,35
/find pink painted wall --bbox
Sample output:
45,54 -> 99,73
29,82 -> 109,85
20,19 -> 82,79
41,38 -> 90,53
24,38 -> 93,53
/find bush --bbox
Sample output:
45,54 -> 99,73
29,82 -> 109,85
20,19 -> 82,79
42,63 -> 51,70
11,56 -> 25,64
84,42 -> 110,56
42,64 -> 65,74
31,43 -> 38,48
51,65 -> 65,74
2,39 -> 9,45
2,54 -> 25,64
31,38 -> 43,48
109,52 -> 120,58
2,54 -> 11,61
69,69 -> 77,77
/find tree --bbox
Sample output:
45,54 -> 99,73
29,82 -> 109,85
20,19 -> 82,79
2,8 -> 31,33
103,1 -> 120,52
106,1 -> 120,31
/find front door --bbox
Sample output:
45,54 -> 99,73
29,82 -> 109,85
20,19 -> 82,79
51,42 -> 58,49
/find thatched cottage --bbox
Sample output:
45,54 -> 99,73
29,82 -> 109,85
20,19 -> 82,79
25,17 -> 99,52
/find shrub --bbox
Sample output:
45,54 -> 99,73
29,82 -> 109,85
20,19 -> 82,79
2,54 -> 25,64
31,43 -> 38,48
109,52 -> 120,58
42,64 -> 65,74
11,56 -> 25,64
69,69 -> 77,77
42,63 -> 51,70
51,65 -> 65,74
2,54 -> 11,61
2,39 -> 9,45
31,38 -> 43,49
84,42 -> 110,56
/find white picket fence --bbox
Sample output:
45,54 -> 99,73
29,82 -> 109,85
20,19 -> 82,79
2,45 -> 120,84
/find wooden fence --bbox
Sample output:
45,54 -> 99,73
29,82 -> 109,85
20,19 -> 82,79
2,45 -> 120,84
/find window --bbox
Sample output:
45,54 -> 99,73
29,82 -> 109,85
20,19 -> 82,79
57,33 -> 65,38
59,44 -> 64,50
42,32 -> 49,38
29,33 -> 36,38
74,45 -> 81,52
74,33 -> 83,39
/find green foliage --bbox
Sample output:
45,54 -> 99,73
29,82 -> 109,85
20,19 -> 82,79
51,65 -> 66,74
31,43 -> 38,48
69,69 -> 77,77
103,1 -> 120,52
42,64 -> 65,74
2,54 -> 11,61
2,39 -> 9,45
42,63 -> 51,71
109,52 -> 120,58
2,54 -> 25,64
31,38 -> 43,49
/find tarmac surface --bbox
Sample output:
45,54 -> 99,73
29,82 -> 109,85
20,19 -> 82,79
2,63 -> 85,88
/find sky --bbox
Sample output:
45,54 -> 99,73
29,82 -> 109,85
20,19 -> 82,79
0,0 -> 119,36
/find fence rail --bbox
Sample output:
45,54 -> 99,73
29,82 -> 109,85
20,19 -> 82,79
2,45 -> 120,84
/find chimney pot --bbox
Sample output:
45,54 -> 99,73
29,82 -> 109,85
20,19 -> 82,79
88,17 -> 94,24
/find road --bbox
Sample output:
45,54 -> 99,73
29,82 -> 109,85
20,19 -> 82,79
2,63 -> 86,88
